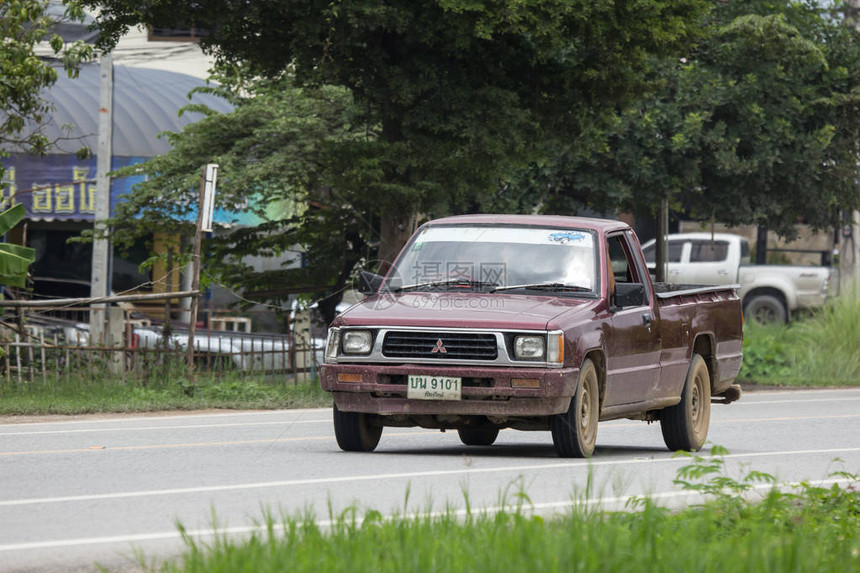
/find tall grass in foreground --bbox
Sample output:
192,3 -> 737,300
740,287 -> 860,385
153,451 -> 860,573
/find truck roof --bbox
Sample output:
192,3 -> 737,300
640,232 -> 744,248
423,214 -> 630,234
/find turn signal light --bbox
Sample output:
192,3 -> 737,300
547,332 -> 564,364
337,373 -> 363,383
511,378 -> 541,389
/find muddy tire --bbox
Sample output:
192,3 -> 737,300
551,358 -> 599,458
660,354 -> 711,451
744,294 -> 787,325
333,402 -> 382,452
457,428 -> 499,446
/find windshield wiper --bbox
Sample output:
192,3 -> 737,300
491,282 -> 591,293
392,279 -> 499,293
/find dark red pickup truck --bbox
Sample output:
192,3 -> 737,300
320,214 -> 744,457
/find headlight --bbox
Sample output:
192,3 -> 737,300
324,328 -> 340,363
514,335 -> 545,360
342,330 -> 372,354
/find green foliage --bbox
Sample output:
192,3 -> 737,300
154,450 -> 860,573
543,0 -> 860,238
84,0 -> 709,307
106,77 -> 377,321
0,204 -> 35,287
740,288 -> 860,385
0,373 -> 330,415
0,0 -> 94,173
739,322 -> 796,381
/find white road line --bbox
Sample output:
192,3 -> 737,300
0,408 -> 330,429
0,419 -> 332,437
2,446 -> 858,508
741,388 -> 860,396
728,396 -> 860,405
0,477 -> 851,553
3,409 -> 857,439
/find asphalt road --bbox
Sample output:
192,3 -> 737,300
2,387 -> 859,572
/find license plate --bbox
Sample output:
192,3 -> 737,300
407,375 -> 462,401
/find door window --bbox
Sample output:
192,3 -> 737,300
690,240 -> 729,263
643,240 -> 685,264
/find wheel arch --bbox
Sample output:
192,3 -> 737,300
692,333 -> 716,392
742,286 -> 791,313
583,349 -> 607,410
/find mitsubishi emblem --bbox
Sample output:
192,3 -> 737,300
431,339 -> 447,354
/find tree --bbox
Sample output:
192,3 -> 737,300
0,0 -> 94,180
108,75 -> 378,322
541,0 -> 860,239
83,0 -> 709,265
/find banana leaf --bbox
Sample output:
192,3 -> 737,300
0,203 -> 35,288
0,204 -> 26,236
0,242 -> 35,262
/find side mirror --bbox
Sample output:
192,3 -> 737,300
613,282 -> 646,309
357,270 -> 385,295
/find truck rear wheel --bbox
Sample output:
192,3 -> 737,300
744,294 -> 787,325
333,403 -> 382,452
551,358 -> 599,458
660,353 -> 711,451
457,428 -> 499,446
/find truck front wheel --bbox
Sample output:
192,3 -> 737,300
333,402 -> 382,452
550,358 -> 599,458
660,353 -> 711,452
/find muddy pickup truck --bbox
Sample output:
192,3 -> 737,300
321,215 -> 744,458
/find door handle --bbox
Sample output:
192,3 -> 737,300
718,269 -> 729,275
642,313 -> 652,327
669,270 -> 681,275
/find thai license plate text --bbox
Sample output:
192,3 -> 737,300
407,375 -> 462,401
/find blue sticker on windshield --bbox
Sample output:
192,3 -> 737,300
548,231 -> 586,244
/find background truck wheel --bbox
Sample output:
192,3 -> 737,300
660,353 -> 711,451
333,403 -> 382,452
457,428 -> 499,446
550,358 -> 599,458
744,294 -> 787,325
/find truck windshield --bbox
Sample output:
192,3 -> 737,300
386,225 -> 598,294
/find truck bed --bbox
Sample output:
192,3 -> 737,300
652,281 -> 743,396
653,282 -> 741,298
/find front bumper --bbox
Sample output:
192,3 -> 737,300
320,363 -> 579,417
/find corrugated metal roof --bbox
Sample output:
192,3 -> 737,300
39,62 -> 232,157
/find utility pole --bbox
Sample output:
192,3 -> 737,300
654,199 -> 669,283
90,51 -> 113,344
186,164 -> 217,383
842,0 -> 860,290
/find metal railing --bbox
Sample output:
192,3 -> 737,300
0,306 -> 322,385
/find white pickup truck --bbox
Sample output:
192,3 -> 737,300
641,233 -> 837,324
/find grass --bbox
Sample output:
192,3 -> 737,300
144,450 -> 860,573
0,370 -> 331,416
740,287 -> 860,386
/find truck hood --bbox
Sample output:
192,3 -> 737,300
332,292 -> 595,330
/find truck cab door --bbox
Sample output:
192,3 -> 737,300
603,232 -> 662,407
643,239 -> 689,283
685,239 -> 734,285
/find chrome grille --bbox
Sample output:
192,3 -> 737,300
382,331 -> 497,360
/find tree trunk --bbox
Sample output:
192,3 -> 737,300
378,210 -> 418,272
756,225 -> 768,265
